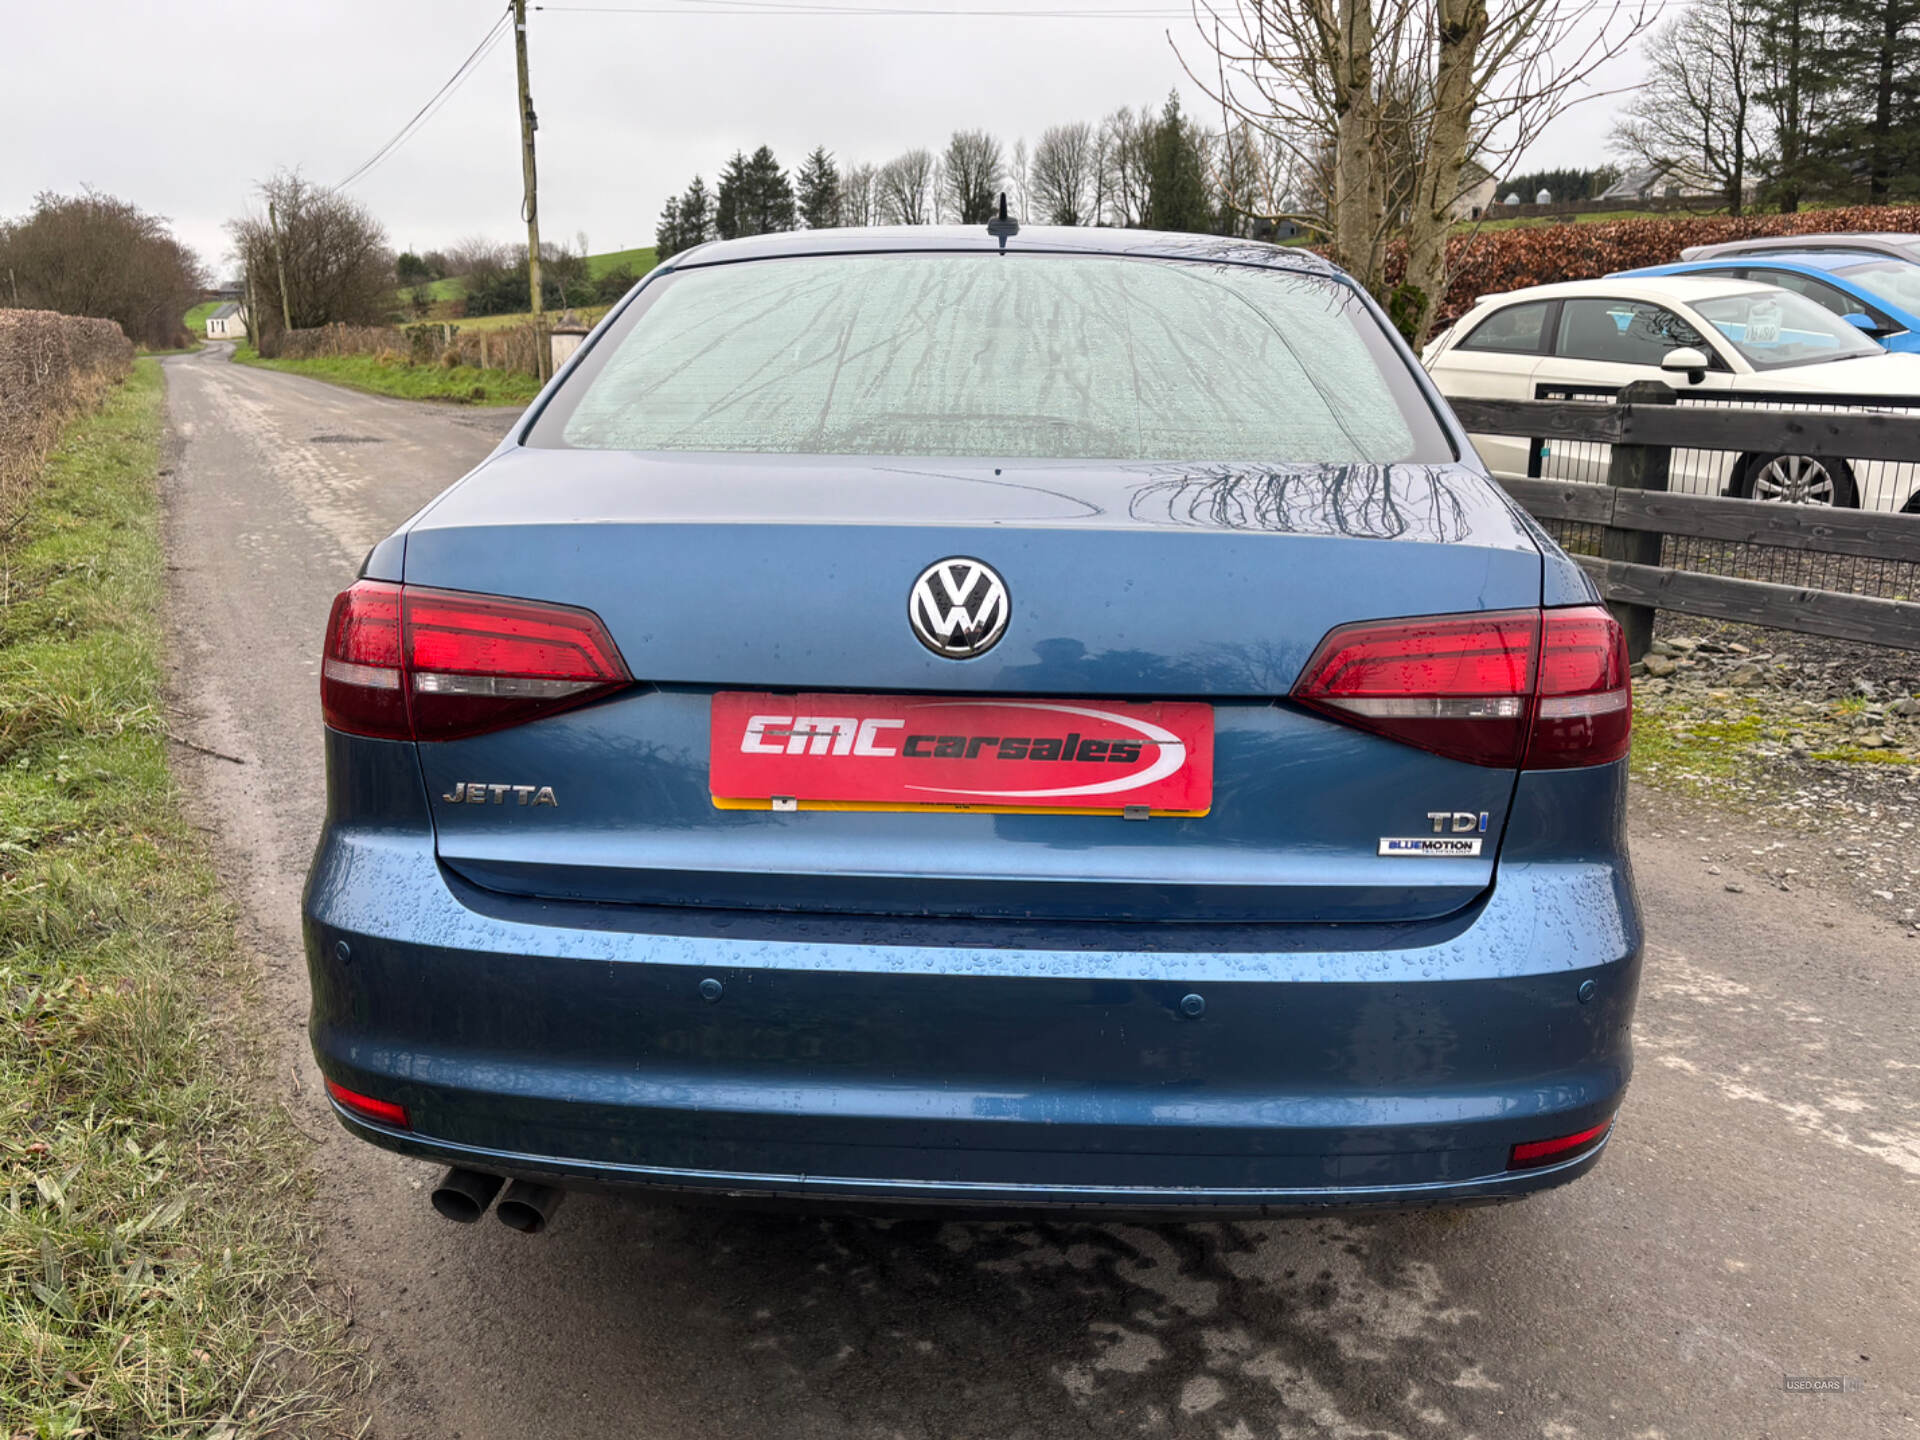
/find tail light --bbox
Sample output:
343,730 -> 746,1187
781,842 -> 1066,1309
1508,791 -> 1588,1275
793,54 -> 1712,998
1508,1117 -> 1612,1169
322,580 -> 631,741
324,1077 -> 411,1130
1527,606 -> 1632,768
1291,604 -> 1629,769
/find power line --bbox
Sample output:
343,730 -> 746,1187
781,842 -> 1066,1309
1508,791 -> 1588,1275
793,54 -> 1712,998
332,6 -> 514,192
536,2 -> 1194,16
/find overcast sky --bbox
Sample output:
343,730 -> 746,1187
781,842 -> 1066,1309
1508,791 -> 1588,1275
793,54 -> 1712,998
7,1 -> 1639,278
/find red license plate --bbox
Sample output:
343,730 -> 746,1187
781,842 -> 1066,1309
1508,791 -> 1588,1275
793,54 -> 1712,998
709,693 -> 1213,815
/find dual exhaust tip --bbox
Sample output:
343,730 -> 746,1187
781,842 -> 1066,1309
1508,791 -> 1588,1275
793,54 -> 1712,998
431,1167 -> 563,1234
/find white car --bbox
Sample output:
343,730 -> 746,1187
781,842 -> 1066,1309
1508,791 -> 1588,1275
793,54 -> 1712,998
1423,276 -> 1920,509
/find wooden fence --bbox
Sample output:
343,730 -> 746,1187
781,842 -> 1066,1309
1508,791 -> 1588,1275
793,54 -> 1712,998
1450,380 -> 1920,656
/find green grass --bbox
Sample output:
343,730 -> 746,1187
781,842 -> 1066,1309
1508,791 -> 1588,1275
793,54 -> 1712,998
1630,700 -> 1771,785
182,300 -> 222,338
585,245 -> 656,280
1809,745 -> 1920,764
1458,207 -> 1728,234
0,361 -> 352,1433
448,304 -> 614,333
407,247 -> 655,306
233,342 -> 541,406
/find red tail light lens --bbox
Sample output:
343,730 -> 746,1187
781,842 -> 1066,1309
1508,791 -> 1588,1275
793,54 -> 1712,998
1291,609 -> 1539,767
1508,1117 -> 1612,1169
322,580 -> 631,741
1529,606 -> 1632,768
320,582 -> 407,739
1291,605 -> 1630,769
324,1077 -> 411,1130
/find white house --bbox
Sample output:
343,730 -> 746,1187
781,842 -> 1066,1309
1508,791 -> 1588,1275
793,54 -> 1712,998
1448,164 -> 1499,221
205,302 -> 247,340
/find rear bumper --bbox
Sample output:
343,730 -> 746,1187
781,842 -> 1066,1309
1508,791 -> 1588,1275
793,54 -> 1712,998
303,750 -> 1641,1214
327,1103 -> 1614,1215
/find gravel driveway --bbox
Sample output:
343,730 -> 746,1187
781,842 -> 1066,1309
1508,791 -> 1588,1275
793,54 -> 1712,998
157,344 -> 1918,1439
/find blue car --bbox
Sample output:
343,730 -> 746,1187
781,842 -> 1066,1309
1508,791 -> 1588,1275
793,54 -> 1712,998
1616,252 -> 1920,352
304,225 -> 1641,1232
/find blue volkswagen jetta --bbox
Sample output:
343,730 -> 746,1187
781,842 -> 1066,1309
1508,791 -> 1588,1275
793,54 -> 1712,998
304,225 -> 1641,1232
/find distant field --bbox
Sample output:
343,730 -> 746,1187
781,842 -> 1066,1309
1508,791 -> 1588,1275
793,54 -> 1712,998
408,247 -> 656,308
441,302 -> 615,333
182,299 -> 222,336
587,246 -> 656,279
1461,207 -> 1725,234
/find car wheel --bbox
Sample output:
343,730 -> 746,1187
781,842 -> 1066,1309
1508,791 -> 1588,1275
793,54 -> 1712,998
1735,453 -> 1859,507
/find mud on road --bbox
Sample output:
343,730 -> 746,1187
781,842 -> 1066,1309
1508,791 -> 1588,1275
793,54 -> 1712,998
158,344 -> 1918,1439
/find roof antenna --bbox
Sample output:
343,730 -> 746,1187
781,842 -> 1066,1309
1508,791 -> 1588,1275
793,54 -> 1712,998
986,192 -> 1019,249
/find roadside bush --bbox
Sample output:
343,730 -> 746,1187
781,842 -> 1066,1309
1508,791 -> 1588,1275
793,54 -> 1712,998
594,264 -> 637,303
0,308 -> 132,527
276,323 -> 416,363
1416,205 -> 1920,325
0,191 -> 202,350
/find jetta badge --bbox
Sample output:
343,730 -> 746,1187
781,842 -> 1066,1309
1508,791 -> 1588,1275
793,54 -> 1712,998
909,557 -> 1009,659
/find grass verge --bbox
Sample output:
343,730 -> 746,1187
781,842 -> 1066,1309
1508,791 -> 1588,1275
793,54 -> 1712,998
0,360 -> 351,1434
182,301 -> 223,339
233,342 -> 540,407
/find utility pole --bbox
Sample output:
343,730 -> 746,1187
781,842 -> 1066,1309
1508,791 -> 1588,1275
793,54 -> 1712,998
512,0 -> 546,377
268,200 -> 293,340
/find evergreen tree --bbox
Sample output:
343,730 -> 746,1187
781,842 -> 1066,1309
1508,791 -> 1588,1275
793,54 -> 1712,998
797,147 -> 843,229
678,175 -> 715,249
654,195 -> 683,260
714,151 -> 751,240
1809,0 -> 1920,201
1752,0 -> 1848,210
715,147 -> 796,238
744,145 -> 798,233
1142,94 -> 1215,234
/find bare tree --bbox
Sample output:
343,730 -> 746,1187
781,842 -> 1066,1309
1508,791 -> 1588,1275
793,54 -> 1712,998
227,171 -> 393,352
1184,0 -> 1653,338
1098,105 -> 1157,226
443,235 -> 515,276
877,149 -> 937,224
1009,137 -> 1032,220
0,189 -> 203,348
943,130 -> 1006,222
840,162 -> 881,226
1031,122 -> 1100,224
1611,0 -> 1765,215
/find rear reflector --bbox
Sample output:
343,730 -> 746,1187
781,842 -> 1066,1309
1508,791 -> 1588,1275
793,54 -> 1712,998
1291,605 -> 1630,769
1508,1118 -> 1612,1169
324,1077 -> 411,1130
322,581 -> 631,741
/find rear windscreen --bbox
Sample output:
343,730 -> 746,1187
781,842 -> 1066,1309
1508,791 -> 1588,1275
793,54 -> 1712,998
527,252 -> 1451,463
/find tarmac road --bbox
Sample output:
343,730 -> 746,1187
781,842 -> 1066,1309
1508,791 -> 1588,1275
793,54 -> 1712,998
159,343 -> 1918,1439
